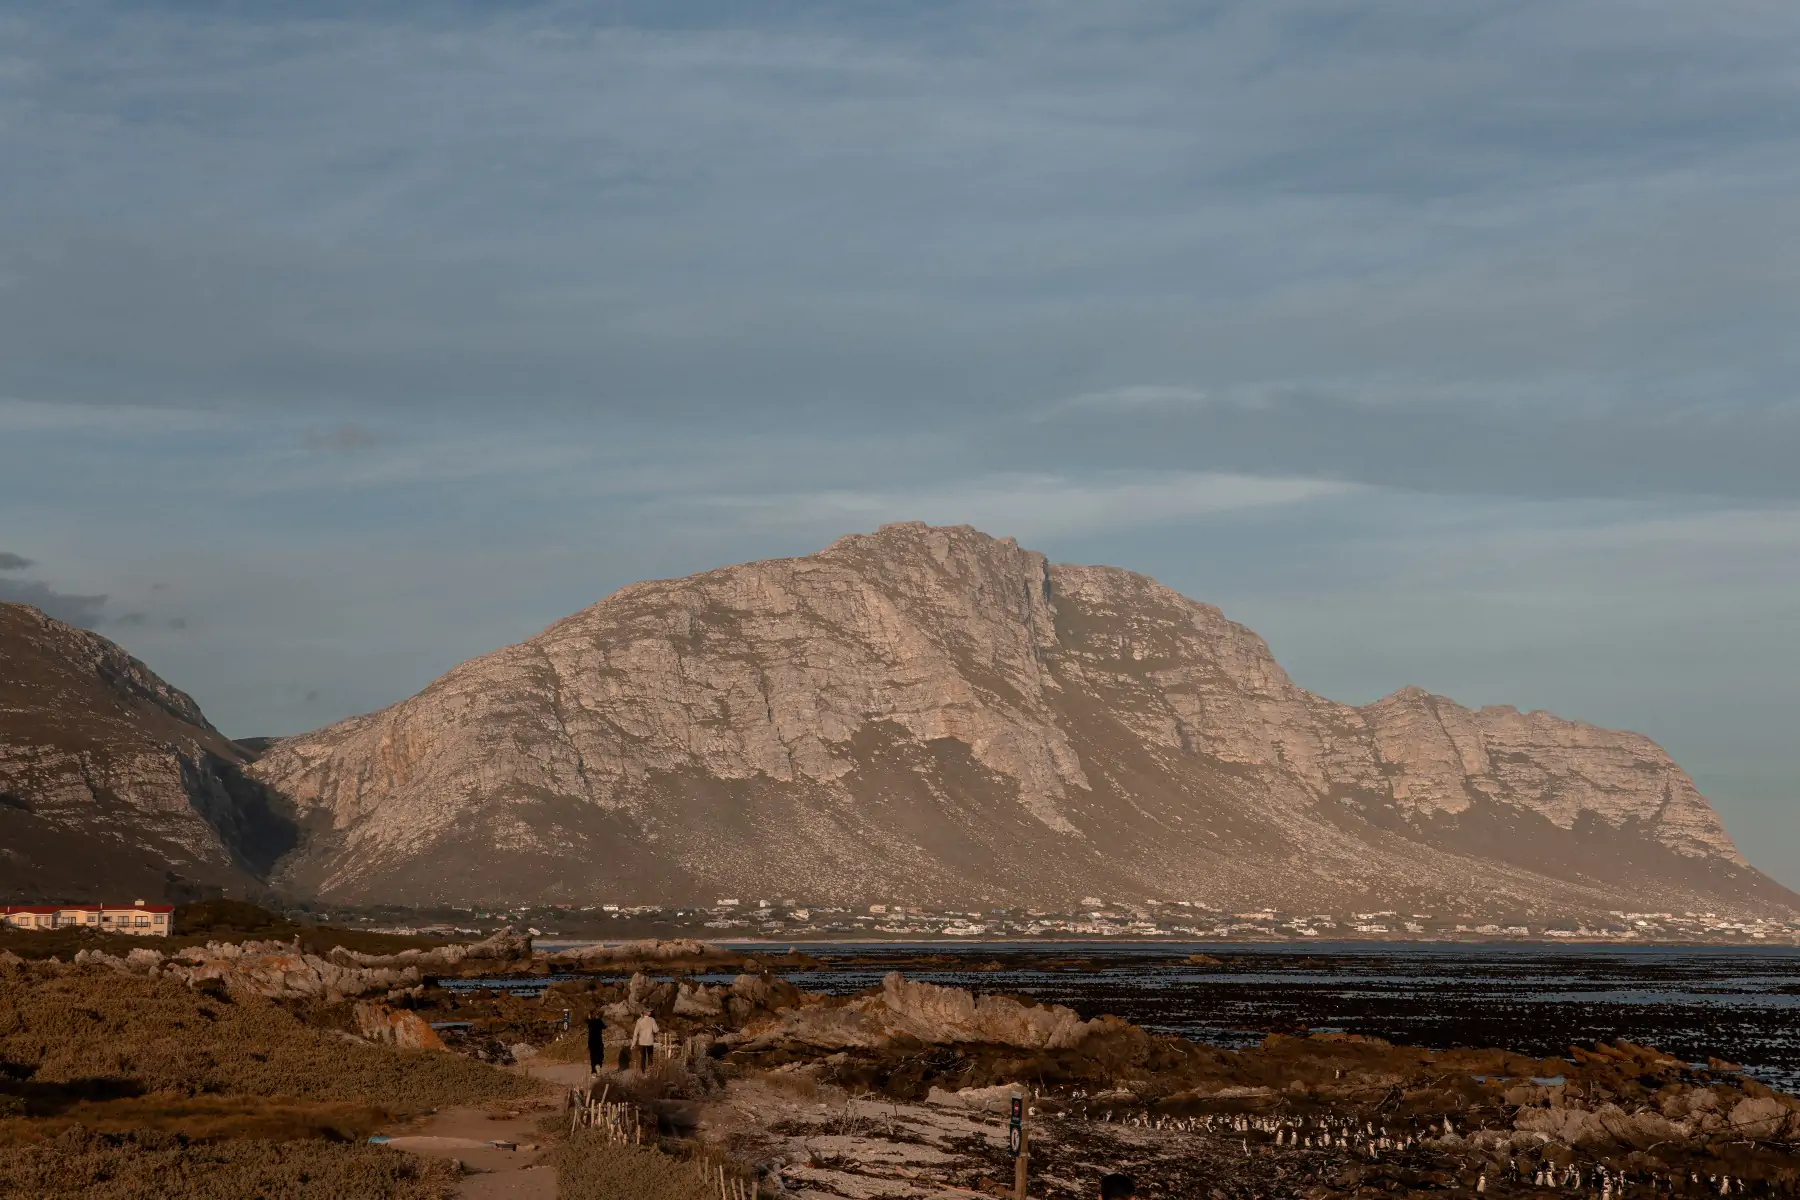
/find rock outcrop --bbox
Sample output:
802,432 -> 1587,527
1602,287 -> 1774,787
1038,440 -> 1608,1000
73,941 -> 418,1001
326,926 -> 533,971
730,972 -> 1110,1055
251,523 -> 1791,916
353,1001 -> 446,1049
0,602 -> 295,901
66,928 -> 530,1002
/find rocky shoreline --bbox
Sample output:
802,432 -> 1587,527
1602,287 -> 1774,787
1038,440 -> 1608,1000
385,939 -> 1800,1195
30,931 -> 1800,1197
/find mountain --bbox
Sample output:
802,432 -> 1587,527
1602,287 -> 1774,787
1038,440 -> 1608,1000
253,523 -> 1794,917
0,603 -> 295,902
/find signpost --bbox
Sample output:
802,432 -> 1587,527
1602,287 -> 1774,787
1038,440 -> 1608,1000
1010,1093 -> 1029,1199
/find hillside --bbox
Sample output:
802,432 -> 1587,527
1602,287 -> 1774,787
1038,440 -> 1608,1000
0,603 -> 294,901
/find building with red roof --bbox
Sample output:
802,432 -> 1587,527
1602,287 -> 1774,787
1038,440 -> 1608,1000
3,900 -> 175,936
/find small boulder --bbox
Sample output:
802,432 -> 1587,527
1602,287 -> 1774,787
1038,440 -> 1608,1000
124,947 -> 164,973
674,982 -> 724,1017
353,1001 -> 446,1050
731,973 -> 773,1007
1729,1096 -> 1788,1140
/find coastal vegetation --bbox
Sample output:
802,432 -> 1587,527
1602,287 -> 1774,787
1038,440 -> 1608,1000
11,926 -> 1800,1197
552,1132 -> 713,1200
0,1131 -> 459,1200
0,953 -> 540,1197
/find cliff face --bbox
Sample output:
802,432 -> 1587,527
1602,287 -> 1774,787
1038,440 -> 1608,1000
0,603 -> 294,901
252,524 -> 1786,915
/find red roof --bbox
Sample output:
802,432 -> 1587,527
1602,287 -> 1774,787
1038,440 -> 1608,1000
4,906 -> 60,915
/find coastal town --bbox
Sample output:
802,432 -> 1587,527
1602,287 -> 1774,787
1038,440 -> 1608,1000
321,898 -> 1800,946
9,896 -> 1791,945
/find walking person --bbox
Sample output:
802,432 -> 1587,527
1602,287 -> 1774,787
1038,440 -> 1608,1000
632,1011 -> 659,1071
585,1017 -> 606,1076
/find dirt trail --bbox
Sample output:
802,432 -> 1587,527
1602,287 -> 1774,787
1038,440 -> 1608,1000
378,1105 -> 555,1199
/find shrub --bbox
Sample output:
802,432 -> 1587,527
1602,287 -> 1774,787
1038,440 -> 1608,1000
537,1028 -> 589,1064
551,1130 -> 712,1200
172,900 -> 298,937
0,1128 -> 459,1199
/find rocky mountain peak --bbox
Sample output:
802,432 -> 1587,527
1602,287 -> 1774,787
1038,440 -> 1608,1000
249,525 -> 1787,915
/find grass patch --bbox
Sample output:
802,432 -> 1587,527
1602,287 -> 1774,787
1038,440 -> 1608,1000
0,1129 -> 459,1199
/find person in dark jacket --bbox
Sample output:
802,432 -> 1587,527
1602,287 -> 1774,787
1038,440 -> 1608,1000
1100,1173 -> 1136,1199
585,1017 -> 605,1075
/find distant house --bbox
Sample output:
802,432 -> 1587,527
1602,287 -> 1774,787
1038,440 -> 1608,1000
3,900 -> 175,937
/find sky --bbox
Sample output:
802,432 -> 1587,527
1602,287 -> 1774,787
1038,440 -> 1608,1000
3,2 -> 1798,882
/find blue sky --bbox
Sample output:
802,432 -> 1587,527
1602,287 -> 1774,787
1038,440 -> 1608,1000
3,2 -> 1798,883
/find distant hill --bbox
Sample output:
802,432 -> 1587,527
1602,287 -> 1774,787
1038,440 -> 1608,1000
250,523 -> 1797,918
0,603 -> 295,902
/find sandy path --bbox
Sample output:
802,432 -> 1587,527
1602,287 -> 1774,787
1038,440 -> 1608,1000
379,1101 -> 558,1198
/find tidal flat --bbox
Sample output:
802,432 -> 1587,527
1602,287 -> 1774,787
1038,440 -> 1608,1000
768,943 -> 1800,1088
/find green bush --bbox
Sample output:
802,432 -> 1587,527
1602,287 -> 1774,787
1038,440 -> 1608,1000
172,899 -> 298,937
0,1128 -> 459,1199
552,1131 -> 712,1200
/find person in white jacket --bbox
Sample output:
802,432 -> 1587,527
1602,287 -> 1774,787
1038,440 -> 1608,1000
632,1012 -> 659,1071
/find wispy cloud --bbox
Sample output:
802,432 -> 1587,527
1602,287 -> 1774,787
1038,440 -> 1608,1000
0,574 -> 108,627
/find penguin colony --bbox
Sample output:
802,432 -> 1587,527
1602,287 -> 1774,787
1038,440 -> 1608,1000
1041,1098 -> 1777,1196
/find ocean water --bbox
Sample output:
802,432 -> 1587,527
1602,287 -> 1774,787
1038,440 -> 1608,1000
454,942 -> 1800,1089
763,942 -> 1800,1088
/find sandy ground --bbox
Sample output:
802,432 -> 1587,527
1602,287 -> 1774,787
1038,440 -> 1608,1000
378,1059 -> 591,1200
379,1105 -> 555,1199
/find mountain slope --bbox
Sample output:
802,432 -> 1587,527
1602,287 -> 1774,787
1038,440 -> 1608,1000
0,603 -> 294,901
253,523 -> 1791,916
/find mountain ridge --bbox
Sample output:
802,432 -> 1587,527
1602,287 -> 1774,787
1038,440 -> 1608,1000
0,602 -> 296,902
247,523 -> 1789,915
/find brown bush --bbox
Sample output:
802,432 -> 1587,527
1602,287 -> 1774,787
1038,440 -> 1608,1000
0,1128 -> 459,1199
750,1067 -> 822,1102
551,1130 -> 712,1200
0,964 -> 542,1114
538,1027 -> 589,1064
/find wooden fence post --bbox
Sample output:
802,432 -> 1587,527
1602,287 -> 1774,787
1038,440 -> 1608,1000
1014,1091 -> 1030,1200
